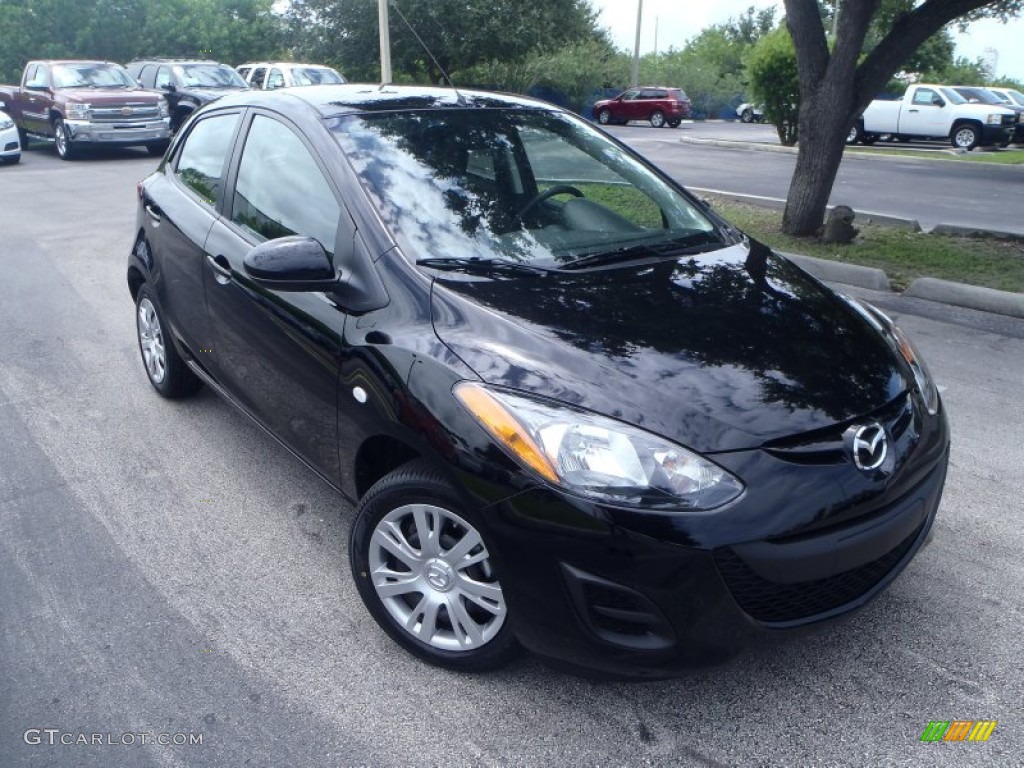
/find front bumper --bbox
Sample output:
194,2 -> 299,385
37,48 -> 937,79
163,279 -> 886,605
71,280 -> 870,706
479,396 -> 950,678
65,118 -> 170,146
0,125 -> 19,157
980,123 -> 1014,145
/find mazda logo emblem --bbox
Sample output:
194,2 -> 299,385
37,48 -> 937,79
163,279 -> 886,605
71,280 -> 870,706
849,423 -> 888,472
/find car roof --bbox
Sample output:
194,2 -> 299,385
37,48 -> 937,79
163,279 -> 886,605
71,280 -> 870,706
127,59 -> 223,65
208,84 -> 554,118
238,62 -> 337,69
33,60 -> 124,66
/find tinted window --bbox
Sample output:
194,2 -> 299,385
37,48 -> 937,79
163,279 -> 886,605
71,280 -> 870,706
174,64 -> 247,89
251,68 -> 267,89
267,69 -> 285,90
237,67 -> 251,79
52,63 -> 135,89
155,66 -> 172,89
621,90 -> 640,101
26,65 -> 47,88
174,113 -> 240,206
641,90 -> 666,99
231,116 -> 340,252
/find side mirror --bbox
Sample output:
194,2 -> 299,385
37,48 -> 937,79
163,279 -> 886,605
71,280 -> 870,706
243,236 -> 339,291
932,97 -> 944,107
163,83 -> 177,93
26,84 -> 48,92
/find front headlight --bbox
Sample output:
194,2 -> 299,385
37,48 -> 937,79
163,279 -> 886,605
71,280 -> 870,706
986,113 -> 1004,126
842,296 -> 939,415
455,383 -> 744,511
158,99 -> 169,118
66,103 -> 90,120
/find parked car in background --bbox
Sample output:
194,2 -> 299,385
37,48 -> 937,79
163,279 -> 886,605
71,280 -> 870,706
853,84 -> 1015,149
127,59 -> 249,134
736,102 -> 764,123
952,86 -> 1024,144
988,87 -> 1024,109
592,87 -> 691,128
128,84 -> 949,678
236,62 -> 346,90
0,107 -> 20,163
0,60 -> 170,159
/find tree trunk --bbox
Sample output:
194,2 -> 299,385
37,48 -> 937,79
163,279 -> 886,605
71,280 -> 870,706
781,90 -> 854,236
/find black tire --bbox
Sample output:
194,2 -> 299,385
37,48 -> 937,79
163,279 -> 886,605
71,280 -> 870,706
1,153 -> 20,165
649,110 -> 666,128
950,122 -> 980,150
17,125 -> 30,148
134,282 -> 202,398
740,108 -> 754,123
597,108 -> 611,125
52,118 -> 76,160
667,118 -> 681,128
350,459 -> 520,672
146,141 -> 170,157
846,123 -> 863,145
861,135 -> 878,146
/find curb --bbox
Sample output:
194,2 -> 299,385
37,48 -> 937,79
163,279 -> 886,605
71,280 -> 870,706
904,278 -> 1024,319
780,252 -> 891,292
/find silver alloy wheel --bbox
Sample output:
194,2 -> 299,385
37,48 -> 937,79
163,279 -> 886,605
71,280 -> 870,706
650,111 -> 665,128
54,121 -> 68,157
598,109 -> 611,125
137,298 -> 167,384
369,503 -> 506,652
953,126 -> 977,148
741,109 -> 753,123
847,125 -> 859,143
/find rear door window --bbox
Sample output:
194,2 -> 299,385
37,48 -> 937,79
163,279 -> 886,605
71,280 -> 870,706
250,68 -> 267,89
267,69 -> 285,90
230,115 -> 340,252
174,113 -> 241,207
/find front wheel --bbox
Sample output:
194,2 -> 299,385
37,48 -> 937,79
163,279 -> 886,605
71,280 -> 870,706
740,108 -> 754,123
667,118 -> 681,128
649,110 -> 666,128
597,108 -> 611,125
951,123 -> 980,150
846,123 -> 863,145
350,460 -> 520,671
53,118 -> 75,160
17,126 -> 30,148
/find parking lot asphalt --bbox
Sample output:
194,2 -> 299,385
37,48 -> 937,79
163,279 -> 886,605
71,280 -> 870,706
602,122 -> 1024,236
2,143 -> 1024,767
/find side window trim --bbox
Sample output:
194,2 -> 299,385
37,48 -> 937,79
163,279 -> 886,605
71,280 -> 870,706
170,108 -> 246,213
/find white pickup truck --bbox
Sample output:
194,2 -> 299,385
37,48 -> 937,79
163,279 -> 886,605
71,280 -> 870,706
851,84 -> 1017,150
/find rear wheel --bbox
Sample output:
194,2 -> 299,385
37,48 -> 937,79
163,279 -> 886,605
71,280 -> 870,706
846,123 -> 863,145
951,123 -> 980,150
134,283 -> 202,398
740,108 -> 754,123
350,460 -> 520,671
53,118 -> 75,160
649,110 -> 666,128
667,118 -> 681,128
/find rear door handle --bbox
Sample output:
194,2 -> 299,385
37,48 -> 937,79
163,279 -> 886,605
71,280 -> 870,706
206,253 -> 232,283
144,203 -> 162,223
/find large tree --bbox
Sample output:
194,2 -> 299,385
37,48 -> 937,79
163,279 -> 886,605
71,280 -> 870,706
781,0 -> 1022,236
287,0 -> 607,83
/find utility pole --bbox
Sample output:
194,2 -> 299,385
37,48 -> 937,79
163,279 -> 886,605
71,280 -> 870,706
654,16 -> 659,56
630,0 -> 643,87
378,0 -> 392,84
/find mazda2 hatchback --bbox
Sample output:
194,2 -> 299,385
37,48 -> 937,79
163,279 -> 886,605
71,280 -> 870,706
128,85 -> 949,677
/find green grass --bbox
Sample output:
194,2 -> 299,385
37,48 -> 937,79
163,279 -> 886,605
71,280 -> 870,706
706,194 -> 1024,293
847,146 -> 1024,164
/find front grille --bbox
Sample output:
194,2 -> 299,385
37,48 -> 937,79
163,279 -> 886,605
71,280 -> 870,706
91,103 -> 161,122
1002,115 -> 1015,127
715,521 -> 923,624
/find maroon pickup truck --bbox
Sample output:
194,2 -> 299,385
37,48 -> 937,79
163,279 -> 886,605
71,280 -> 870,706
0,60 -> 171,160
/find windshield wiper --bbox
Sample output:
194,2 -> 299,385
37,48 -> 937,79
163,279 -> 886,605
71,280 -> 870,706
415,256 -> 551,276
561,231 -> 723,270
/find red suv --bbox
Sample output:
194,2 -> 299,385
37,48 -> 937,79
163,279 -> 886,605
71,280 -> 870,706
593,87 -> 691,128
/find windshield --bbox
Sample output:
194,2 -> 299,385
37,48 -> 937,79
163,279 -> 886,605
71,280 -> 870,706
173,64 -> 247,89
1005,89 -> 1024,106
958,88 -> 1002,105
940,88 -> 967,105
52,63 -> 136,89
291,67 -> 345,86
329,108 -> 720,268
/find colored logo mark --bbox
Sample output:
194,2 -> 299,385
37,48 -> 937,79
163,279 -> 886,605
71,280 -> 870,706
920,720 -> 997,742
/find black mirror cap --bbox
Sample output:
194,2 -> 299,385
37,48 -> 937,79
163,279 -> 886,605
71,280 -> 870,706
243,236 -> 339,291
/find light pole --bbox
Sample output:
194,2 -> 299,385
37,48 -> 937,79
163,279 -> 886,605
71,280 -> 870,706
630,0 -> 643,87
378,0 -> 392,84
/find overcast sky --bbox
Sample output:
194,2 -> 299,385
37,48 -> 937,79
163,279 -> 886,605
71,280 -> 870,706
589,0 -> 1024,82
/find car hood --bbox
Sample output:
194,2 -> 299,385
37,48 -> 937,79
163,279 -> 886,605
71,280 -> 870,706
181,87 -> 248,101
430,240 -> 908,453
61,88 -> 162,104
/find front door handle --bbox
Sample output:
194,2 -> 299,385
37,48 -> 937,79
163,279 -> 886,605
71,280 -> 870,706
206,253 -> 232,284
144,203 -> 162,223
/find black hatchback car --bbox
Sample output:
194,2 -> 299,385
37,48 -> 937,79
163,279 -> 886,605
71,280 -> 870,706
127,85 -> 949,677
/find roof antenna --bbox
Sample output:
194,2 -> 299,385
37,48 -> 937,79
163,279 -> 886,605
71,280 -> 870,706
387,0 -> 467,105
